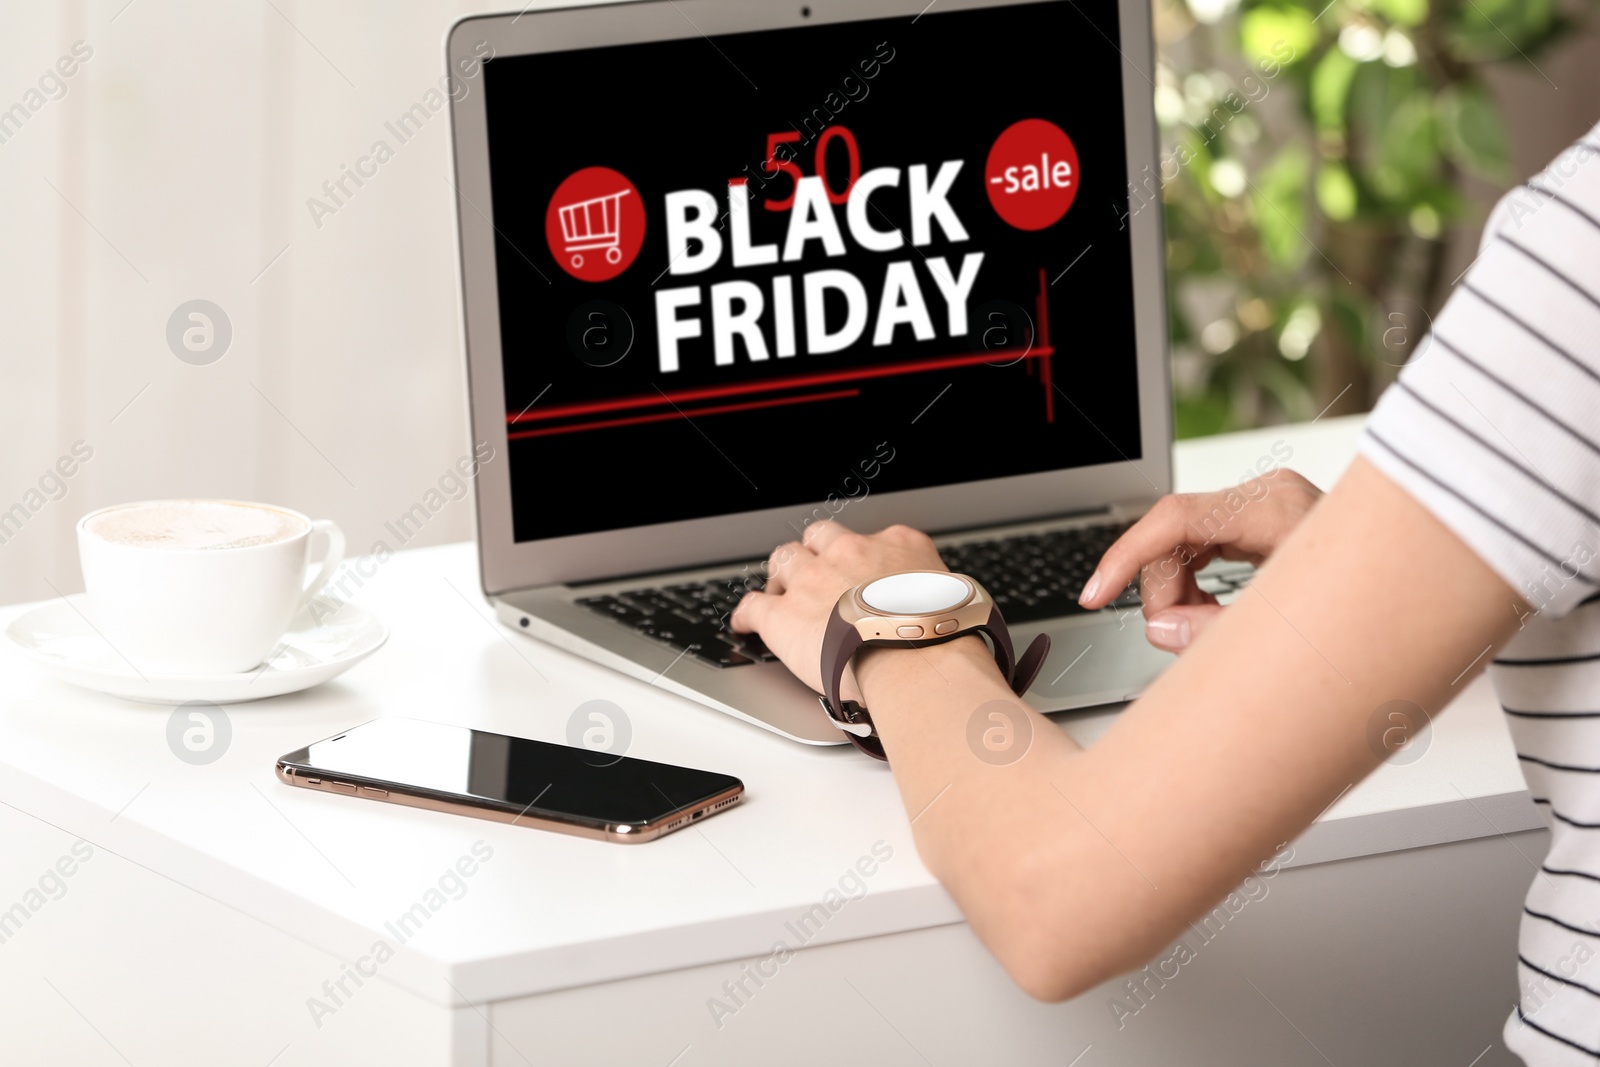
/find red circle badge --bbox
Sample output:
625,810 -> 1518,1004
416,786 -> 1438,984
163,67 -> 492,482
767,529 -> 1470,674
984,119 -> 1080,231
545,166 -> 646,282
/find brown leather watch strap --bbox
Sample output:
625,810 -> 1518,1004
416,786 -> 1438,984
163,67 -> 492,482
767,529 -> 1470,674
820,608 -> 869,738
820,601 -> 1051,763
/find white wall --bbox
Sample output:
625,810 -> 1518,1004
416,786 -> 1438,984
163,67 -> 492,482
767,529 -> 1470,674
0,0 -> 538,607
2,1 -> 1599,608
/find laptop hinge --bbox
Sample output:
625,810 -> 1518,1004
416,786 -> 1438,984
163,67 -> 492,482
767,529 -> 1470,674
1106,495 -> 1162,523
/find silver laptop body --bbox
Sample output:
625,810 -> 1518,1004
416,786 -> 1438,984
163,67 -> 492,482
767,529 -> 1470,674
448,0 -> 1181,744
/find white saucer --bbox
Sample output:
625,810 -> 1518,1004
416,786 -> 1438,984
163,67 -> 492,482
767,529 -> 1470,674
4,596 -> 388,705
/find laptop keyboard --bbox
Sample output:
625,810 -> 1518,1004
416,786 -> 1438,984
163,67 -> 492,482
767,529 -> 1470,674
939,521 -> 1143,623
573,520 -> 1181,669
576,581 -> 779,668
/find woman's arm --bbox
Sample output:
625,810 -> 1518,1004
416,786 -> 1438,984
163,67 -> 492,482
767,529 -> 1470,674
734,456 -> 1526,1000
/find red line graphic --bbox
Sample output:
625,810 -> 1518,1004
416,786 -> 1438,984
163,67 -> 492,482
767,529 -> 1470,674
507,388 -> 861,441
507,346 -> 1052,426
1037,267 -> 1054,423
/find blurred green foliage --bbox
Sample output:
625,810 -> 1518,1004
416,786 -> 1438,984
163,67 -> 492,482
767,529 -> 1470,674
1155,0 -> 1589,438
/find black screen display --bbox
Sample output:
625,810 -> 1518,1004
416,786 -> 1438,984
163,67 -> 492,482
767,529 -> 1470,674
482,0 -> 1141,543
285,719 -> 740,825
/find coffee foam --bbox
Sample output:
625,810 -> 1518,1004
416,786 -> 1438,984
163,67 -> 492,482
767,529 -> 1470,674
87,501 -> 306,551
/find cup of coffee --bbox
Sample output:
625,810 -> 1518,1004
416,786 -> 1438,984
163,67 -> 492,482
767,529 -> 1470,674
76,500 -> 345,674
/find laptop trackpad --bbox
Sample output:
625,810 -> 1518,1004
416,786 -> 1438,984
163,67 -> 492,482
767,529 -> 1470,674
1026,614 -> 1174,711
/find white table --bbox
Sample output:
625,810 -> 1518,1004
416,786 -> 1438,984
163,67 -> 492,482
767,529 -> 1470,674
0,415 -> 1548,1067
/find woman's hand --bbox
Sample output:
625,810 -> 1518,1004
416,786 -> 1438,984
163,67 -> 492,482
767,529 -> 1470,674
730,520 -> 945,703
1077,468 -> 1323,652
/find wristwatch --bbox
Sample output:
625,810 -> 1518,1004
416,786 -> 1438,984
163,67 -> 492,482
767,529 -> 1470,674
819,570 -> 1051,762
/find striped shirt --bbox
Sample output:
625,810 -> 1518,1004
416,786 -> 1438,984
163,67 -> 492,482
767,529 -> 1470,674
1360,125 -> 1600,1066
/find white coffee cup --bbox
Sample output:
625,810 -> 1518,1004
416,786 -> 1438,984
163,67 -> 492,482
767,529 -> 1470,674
76,500 -> 345,675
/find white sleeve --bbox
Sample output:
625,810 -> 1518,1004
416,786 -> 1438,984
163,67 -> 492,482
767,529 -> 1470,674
1358,126 -> 1600,618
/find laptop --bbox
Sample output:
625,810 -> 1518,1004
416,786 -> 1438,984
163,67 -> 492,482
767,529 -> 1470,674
447,0 -> 1219,745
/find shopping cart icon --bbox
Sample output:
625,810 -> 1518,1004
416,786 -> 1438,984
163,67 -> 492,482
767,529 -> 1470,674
557,188 -> 631,270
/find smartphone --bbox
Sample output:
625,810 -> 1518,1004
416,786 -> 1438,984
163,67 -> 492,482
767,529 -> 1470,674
275,718 -> 743,843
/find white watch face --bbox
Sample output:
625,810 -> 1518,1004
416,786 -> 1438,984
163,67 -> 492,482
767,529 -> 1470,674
860,572 -> 972,616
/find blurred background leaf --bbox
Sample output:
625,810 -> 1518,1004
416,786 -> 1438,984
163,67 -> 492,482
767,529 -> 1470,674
1437,83 -> 1512,180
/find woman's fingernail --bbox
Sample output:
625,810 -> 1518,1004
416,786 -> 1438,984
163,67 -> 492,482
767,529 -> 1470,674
1078,573 -> 1102,606
1146,614 -> 1191,651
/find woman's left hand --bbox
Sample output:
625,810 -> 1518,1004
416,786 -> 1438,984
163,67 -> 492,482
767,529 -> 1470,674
730,520 -> 946,703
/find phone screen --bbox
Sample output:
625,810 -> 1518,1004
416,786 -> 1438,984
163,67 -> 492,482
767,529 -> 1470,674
278,718 -> 741,827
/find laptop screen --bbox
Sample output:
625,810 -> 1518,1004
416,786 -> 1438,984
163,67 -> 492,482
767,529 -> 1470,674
482,0 -> 1141,544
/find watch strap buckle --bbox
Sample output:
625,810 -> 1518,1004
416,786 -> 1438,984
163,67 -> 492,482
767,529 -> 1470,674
817,695 -> 875,738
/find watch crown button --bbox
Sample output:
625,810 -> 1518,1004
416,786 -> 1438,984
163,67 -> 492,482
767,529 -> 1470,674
934,620 -> 959,635
895,624 -> 925,639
